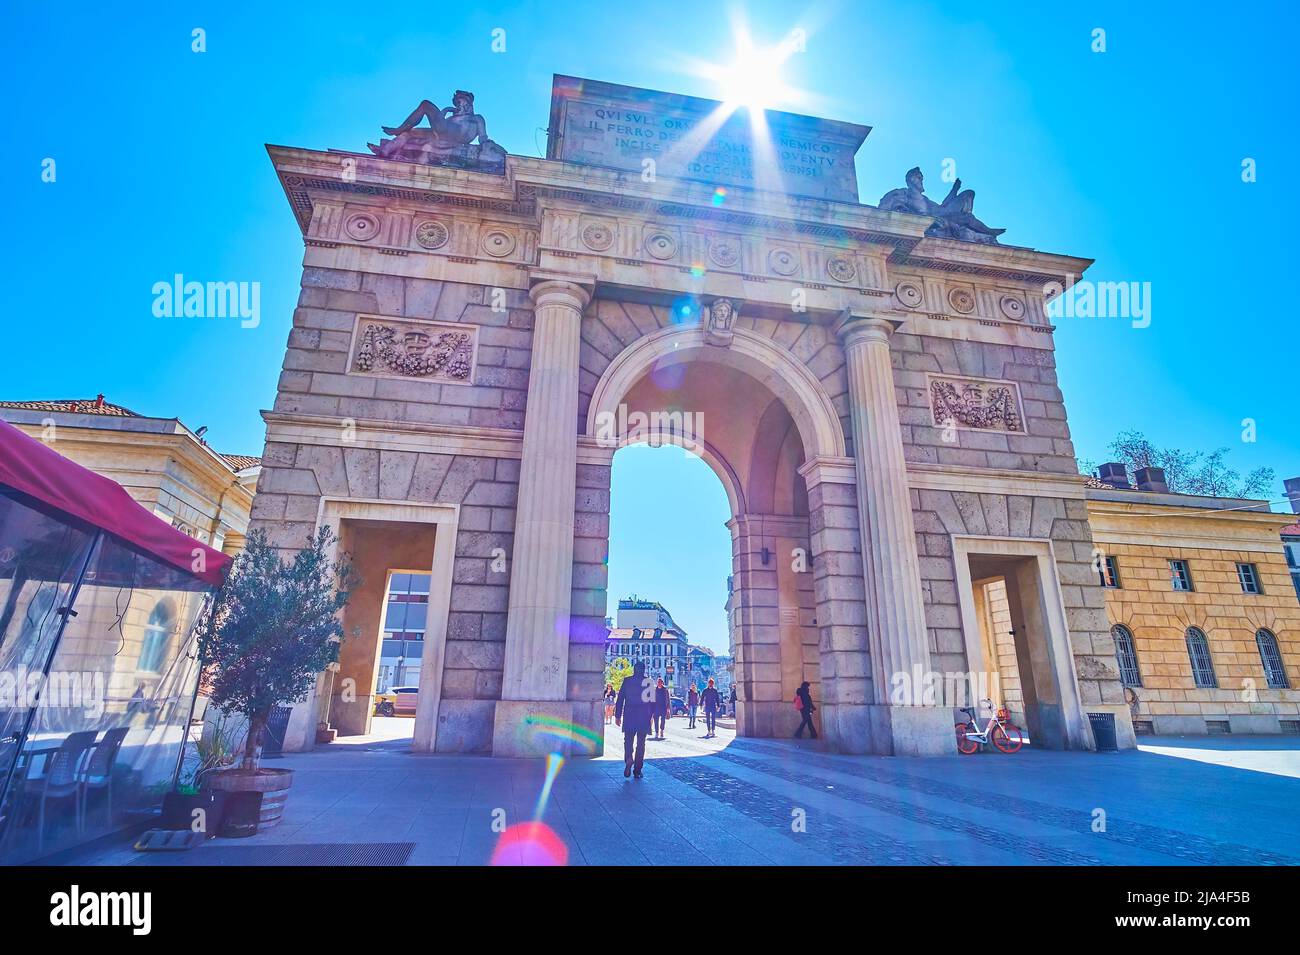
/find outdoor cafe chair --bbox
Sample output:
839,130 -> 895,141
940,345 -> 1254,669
24,729 -> 98,852
79,726 -> 130,828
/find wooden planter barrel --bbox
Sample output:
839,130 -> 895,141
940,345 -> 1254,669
207,768 -> 294,829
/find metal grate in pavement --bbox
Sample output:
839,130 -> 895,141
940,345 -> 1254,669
133,842 -> 415,866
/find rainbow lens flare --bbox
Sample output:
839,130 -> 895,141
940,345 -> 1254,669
534,751 -> 565,818
490,821 -> 569,866
520,714 -> 601,756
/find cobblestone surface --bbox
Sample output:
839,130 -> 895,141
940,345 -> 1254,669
56,720 -> 1300,866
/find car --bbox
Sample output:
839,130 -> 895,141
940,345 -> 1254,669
374,685 -> 419,717
670,696 -> 688,716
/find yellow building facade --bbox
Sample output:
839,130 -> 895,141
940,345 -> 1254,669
0,398 -> 258,556
1086,485 -> 1300,736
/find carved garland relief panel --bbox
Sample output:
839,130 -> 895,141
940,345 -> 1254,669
347,314 -> 478,385
925,373 -> 1025,434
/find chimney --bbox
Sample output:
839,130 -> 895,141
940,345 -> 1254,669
94,393 -> 105,408
1285,476 -> 1300,514
1097,462 -> 1130,489
1134,466 -> 1168,493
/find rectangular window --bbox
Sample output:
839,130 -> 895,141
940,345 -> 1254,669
1098,555 -> 1121,589
1287,543 -> 1300,600
1236,562 -> 1262,595
1169,559 -> 1193,592
377,571 -> 431,692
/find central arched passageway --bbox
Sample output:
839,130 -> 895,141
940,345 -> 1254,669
589,325 -> 845,739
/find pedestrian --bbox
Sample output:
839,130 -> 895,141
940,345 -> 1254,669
603,683 -> 616,725
687,684 -> 699,728
794,680 -> 817,739
700,677 -> 720,738
653,677 -> 669,739
615,661 -> 654,779
729,684 -> 737,717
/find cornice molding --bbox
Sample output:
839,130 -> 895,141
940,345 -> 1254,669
268,145 -> 1094,287
906,462 -> 1089,500
263,413 -> 1089,503
262,411 -> 616,467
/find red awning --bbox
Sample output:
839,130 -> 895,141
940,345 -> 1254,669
0,418 -> 233,586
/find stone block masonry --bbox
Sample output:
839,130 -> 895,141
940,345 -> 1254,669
254,75 -> 1128,755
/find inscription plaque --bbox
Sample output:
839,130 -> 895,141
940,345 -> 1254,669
547,75 -> 870,204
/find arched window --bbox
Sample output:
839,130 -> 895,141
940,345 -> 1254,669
1256,629 -> 1289,689
1111,625 -> 1142,687
1185,627 -> 1217,688
138,601 -> 174,674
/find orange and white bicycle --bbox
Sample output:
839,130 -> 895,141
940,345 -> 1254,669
955,700 -> 1023,754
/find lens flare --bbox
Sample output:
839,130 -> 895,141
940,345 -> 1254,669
520,713 -> 601,756
534,751 -> 565,818
490,821 -> 569,866
670,294 -> 701,323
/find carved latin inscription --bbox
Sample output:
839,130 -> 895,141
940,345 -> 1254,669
350,317 -> 476,383
929,377 -> 1023,432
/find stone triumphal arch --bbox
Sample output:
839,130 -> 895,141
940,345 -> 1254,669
256,76 -> 1134,758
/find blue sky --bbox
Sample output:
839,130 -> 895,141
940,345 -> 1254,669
5,2 -> 1297,652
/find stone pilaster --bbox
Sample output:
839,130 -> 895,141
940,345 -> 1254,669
493,274 -> 595,756
728,514 -> 815,737
837,314 -> 955,755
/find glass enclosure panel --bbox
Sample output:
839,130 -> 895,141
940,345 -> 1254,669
0,530 -> 211,864
0,490 -> 99,832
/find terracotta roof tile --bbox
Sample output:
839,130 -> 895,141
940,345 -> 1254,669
220,453 -> 261,471
1,399 -> 261,474
0,398 -> 140,417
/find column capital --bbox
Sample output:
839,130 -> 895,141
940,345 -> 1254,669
528,270 -> 595,309
796,455 -> 857,491
834,310 -> 900,347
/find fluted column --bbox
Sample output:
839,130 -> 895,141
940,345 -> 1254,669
499,277 -> 591,702
837,315 -> 933,703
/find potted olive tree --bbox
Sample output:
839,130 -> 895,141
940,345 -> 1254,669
161,710 -> 241,836
196,526 -> 354,829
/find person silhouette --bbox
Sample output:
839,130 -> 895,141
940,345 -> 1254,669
700,678 -> 720,738
652,677 -> 669,739
794,681 -> 818,739
615,661 -> 654,779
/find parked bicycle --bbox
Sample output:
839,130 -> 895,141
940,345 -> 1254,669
955,700 -> 1023,754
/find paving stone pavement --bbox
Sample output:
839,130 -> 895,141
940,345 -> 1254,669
56,718 -> 1300,866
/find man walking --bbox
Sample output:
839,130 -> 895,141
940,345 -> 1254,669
687,684 -> 699,729
615,661 -> 654,779
700,678 -> 720,738
729,684 -> 737,717
652,677 -> 669,740
794,680 -> 818,739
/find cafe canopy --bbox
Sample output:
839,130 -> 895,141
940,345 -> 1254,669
0,417 -> 235,864
0,418 -> 231,585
